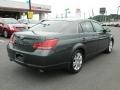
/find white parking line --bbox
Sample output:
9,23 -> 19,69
0,40 -> 5,43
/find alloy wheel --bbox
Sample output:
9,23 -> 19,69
73,52 -> 83,71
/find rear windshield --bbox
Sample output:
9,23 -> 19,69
28,20 -> 39,24
29,20 -> 78,34
2,18 -> 19,24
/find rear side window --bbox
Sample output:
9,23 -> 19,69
92,22 -> 104,32
81,21 -> 94,32
2,18 -> 19,24
30,20 -> 78,34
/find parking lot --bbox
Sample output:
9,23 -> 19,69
0,26 -> 120,90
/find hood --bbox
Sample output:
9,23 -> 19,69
8,24 -> 26,28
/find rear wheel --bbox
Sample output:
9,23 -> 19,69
69,50 -> 83,73
3,31 -> 8,38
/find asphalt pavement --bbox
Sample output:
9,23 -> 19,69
0,27 -> 120,90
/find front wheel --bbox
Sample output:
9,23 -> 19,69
104,40 -> 113,53
69,50 -> 83,73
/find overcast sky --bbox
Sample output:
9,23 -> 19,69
12,0 -> 120,18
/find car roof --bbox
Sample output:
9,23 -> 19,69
0,18 -> 16,21
0,18 -> 16,19
43,18 -> 98,23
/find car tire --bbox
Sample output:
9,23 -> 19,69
3,31 -> 8,38
104,40 -> 113,53
69,50 -> 83,73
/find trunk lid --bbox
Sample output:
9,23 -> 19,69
12,31 -> 60,52
9,24 -> 27,31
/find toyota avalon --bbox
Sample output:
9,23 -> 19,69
7,19 -> 114,73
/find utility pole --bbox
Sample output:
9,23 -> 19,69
29,0 -> 32,11
80,10 -> 81,18
117,6 -> 120,21
105,10 -> 107,22
27,0 -> 33,19
65,8 -> 70,18
92,9 -> 94,18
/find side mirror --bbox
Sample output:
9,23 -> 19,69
104,27 -> 111,32
101,28 -> 111,33
106,28 -> 111,32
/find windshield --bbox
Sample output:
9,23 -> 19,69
29,20 -> 77,34
3,18 -> 19,24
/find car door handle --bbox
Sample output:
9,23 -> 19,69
99,38 -> 103,40
99,36 -> 107,40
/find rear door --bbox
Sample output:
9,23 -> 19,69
92,21 -> 109,51
80,21 -> 99,56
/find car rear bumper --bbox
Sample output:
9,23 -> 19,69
11,59 -> 69,70
7,44 -> 70,69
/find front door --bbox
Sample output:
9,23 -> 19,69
92,21 -> 109,52
80,21 -> 99,56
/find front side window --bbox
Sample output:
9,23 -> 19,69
92,22 -> 104,32
81,21 -> 94,32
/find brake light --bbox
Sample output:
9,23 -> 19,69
9,35 -> 14,44
33,39 -> 58,50
9,25 -> 16,31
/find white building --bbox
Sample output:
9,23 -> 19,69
0,0 -> 51,20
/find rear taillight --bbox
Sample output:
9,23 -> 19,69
9,35 -> 14,44
9,25 -> 16,31
33,39 -> 58,50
